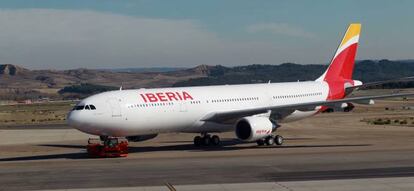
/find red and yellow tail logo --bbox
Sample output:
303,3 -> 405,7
317,23 -> 361,82
317,23 -> 361,100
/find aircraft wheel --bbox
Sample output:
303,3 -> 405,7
275,135 -> 284,145
265,136 -> 275,146
211,135 -> 220,146
256,139 -> 265,146
202,136 -> 211,146
194,136 -> 202,146
99,135 -> 108,141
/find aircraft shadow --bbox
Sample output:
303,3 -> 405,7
0,152 -> 89,161
160,138 -> 241,144
0,141 -> 371,162
129,143 -> 371,153
39,144 -> 85,149
284,137 -> 316,140
160,137 -> 316,144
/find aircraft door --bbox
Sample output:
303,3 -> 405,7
179,101 -> 188,112
107,98 -> 122,117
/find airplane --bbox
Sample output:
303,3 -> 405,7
67,23 -> 414,157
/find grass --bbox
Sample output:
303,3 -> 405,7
0,101 -> 75,125
362,117 -> 414,127
0,89 -> 412,126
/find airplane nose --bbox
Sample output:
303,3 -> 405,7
67,111 -> 81,127
67,108 -> 107,136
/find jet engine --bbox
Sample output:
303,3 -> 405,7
323,102 -> 355,113
126,134 -> 158,142
342,102 -> 355,112
235,116 -> 276,142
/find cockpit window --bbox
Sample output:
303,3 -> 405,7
72,104 -> 96,111
73,105 -> 85,110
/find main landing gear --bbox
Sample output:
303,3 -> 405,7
256,135 -> 284,146
193,134 -> 221,146
86,136 -> 128,157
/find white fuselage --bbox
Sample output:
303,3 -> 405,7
67,81 -> 330,137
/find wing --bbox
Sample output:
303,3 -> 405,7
201,93 -> 414,123
345,77 -> 414,94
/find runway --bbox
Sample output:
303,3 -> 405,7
2,147 -> 414,190
0,123 -> 69,130
1,102 -> 414,190
2,143 -> 414,190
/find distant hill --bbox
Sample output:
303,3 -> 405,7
99,67 -> 186,73
354,60 -> 414,81
0,64 -> 30,76
58,83 -> 118,99
0,65 -> 209,88
173,60 -> 414,87
0,65 -> 207,100
0,59 -> 414,100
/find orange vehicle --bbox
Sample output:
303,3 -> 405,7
87,137 -> 128,157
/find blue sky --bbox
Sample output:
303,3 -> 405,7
0,0 -> 412,69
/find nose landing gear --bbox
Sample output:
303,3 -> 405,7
87,137 -> 128,157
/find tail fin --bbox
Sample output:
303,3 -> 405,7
316,23 -> 361,82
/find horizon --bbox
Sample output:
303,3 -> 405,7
0,1 -> 413,70
2,58 -> 413,71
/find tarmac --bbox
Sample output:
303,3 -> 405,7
42,177 -> 414,191
0,100 -> 414,190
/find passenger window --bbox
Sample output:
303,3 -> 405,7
85,105 -> 90,110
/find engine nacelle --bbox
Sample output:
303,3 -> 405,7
342,102 -> 355,112
126,134 -> 158,142
323,102 -> 355,113
235,117 -> 274,142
